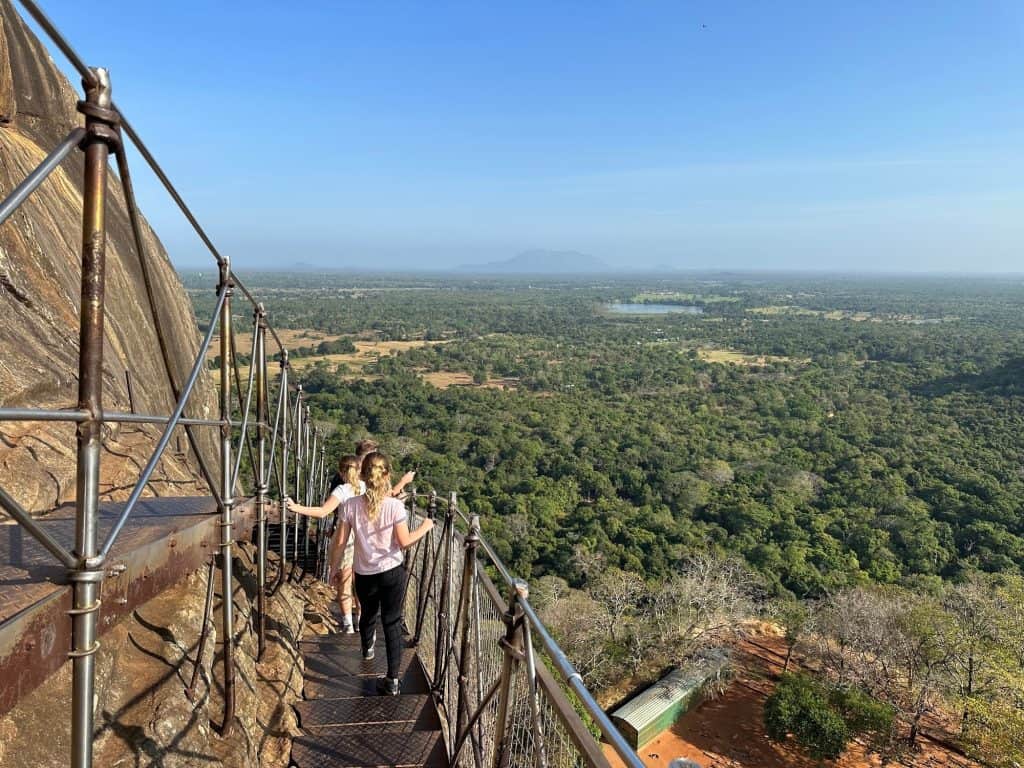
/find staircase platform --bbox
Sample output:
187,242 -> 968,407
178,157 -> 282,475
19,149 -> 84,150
0,495 -> 257,718
293,622 -> 448,767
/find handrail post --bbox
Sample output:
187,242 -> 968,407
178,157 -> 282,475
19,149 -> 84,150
303,420 -> 316,569
432,494 -> 456,697
276,353 -> 290,587
522,604 -> 549,768
453,514 -> 481,760
493,579 -> 528,768
69,67 -> 116,768
217,258 -> 236,734
413,490 -> 439,644
254,304 -> 268,660
291,386 -> 303,575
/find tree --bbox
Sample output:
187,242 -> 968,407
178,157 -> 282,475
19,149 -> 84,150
766,673 -> 895,762
588,567 -> 646,642
765,674 -> 851,761
649,553 -> 754,660
773,598 -> 809,673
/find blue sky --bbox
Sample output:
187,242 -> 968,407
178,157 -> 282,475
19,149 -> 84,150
26,1 -> 1024,271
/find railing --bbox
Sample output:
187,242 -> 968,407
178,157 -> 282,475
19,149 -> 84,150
0,3 -> 328,767
1,4 -> 644,768
404,491 -> 644,768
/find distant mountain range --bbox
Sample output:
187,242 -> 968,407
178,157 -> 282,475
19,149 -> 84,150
457,249 -> 609,274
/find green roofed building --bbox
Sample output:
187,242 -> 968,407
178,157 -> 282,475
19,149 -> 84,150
609,652 -> 728,750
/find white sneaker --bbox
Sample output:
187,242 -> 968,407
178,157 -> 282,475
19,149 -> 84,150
362,631 -> 376,660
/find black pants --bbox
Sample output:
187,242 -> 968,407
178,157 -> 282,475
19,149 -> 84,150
354,565 -> 405,679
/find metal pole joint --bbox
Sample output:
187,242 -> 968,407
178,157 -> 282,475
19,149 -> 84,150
76,68 -> 120,151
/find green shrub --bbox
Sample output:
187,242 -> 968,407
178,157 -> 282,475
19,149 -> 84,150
765,673 -> 850,760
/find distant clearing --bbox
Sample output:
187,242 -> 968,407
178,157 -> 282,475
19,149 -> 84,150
696,348 -> 804,366
748,306 -> 952,324
228,335 -> 448,379
632,292 -> 740,304
206,328 -> 342,361
288,339 -> 449,372
421,371 -> 519,390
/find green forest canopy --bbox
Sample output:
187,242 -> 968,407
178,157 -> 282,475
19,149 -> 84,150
185,271 -> 1024,597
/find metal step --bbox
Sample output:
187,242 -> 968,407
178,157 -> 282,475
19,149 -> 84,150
304,659 -> 429,698
304,647 -> 417,679
291,730 -> 448,767
296,694 -> 440,733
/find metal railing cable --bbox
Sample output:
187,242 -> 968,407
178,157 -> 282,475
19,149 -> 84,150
404,492 -> 645,768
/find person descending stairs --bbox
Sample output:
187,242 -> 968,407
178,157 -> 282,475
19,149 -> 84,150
290,607 -> 448,767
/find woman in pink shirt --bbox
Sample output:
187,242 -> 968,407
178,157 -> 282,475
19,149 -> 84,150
329,452 -> 432,695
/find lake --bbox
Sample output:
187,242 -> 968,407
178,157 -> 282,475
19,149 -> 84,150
607,303 -> 704,315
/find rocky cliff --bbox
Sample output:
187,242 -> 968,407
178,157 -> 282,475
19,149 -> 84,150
0,0 -> 219,511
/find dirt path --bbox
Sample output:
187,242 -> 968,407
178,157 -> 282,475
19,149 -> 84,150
605,634 -> 979,768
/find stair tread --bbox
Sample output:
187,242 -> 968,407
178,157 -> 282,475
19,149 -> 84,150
303,647 -> 417,678
304,661 -> 429,698
296,694 -> 440,731
291,729 -> 448,767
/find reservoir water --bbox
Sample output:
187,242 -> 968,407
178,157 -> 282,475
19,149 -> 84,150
607,303 -> 704,315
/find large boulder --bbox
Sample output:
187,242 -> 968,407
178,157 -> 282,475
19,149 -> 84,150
0,0 -> 219,512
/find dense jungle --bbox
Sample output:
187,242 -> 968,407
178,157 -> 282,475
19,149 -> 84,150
187,270 -> 1024,764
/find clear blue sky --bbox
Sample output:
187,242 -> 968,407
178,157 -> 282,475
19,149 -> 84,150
27,1 -> 1024,271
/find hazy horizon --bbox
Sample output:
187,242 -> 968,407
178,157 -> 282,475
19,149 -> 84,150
29,1 -> 1024,274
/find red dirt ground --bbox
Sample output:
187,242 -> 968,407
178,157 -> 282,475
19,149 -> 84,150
604,633 -> 980,768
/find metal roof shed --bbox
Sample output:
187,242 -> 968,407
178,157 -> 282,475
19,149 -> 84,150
609,661 -> 720,749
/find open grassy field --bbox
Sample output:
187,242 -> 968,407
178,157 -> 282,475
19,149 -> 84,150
696,348 -> 802,366
420,371 -> 519,390
205,327 -> 343,361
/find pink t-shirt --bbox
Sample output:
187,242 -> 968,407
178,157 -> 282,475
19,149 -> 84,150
340,495 -> 408,575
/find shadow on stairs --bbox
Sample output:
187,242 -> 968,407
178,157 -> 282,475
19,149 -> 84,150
291,618 -> 448,767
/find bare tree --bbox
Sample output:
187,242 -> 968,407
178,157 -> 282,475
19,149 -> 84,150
941,576 -> 1003,734
588,567 -> 646,642
651,553 -> 755,661
541,588 -> 617,690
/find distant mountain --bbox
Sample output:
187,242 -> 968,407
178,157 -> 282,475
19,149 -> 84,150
457,249 -> 609,274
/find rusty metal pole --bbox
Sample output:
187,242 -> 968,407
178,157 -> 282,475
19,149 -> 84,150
185,559 -> 217,701
69,67 -> 115,768
291,387 -> 303,573
254,304 -> 268,660
277,354 -> 289,584
303,421 -> 316,569
413,490 -> 439,644
492,579 -> 528,768
521,600 -> 549,768
432,497 -> 456,695
217,259 -> 236,734
315,441 -> 326,578
454,514 -> 481,750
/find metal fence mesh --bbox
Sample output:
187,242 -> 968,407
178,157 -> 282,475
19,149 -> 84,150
405,505 -> 605,768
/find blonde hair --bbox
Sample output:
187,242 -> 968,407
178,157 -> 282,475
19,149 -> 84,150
360,451 -> 391,523
337,454 -> 360,489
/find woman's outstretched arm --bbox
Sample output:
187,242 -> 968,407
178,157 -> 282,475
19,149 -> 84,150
285,494 -> 342,519
393,517 -> 433,549
389,470 -> 415,497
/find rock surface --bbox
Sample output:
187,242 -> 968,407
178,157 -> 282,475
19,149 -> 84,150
0,545 -> 308,768
0,0 -> 218,512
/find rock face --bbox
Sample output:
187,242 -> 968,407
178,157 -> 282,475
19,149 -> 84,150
0,545 -> 308,768
0,0 -> 218,512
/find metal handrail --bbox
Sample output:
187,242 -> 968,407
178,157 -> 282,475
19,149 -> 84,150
0,4 -> 634,768
406,496 -> 644,768
0,4 -> 328,765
